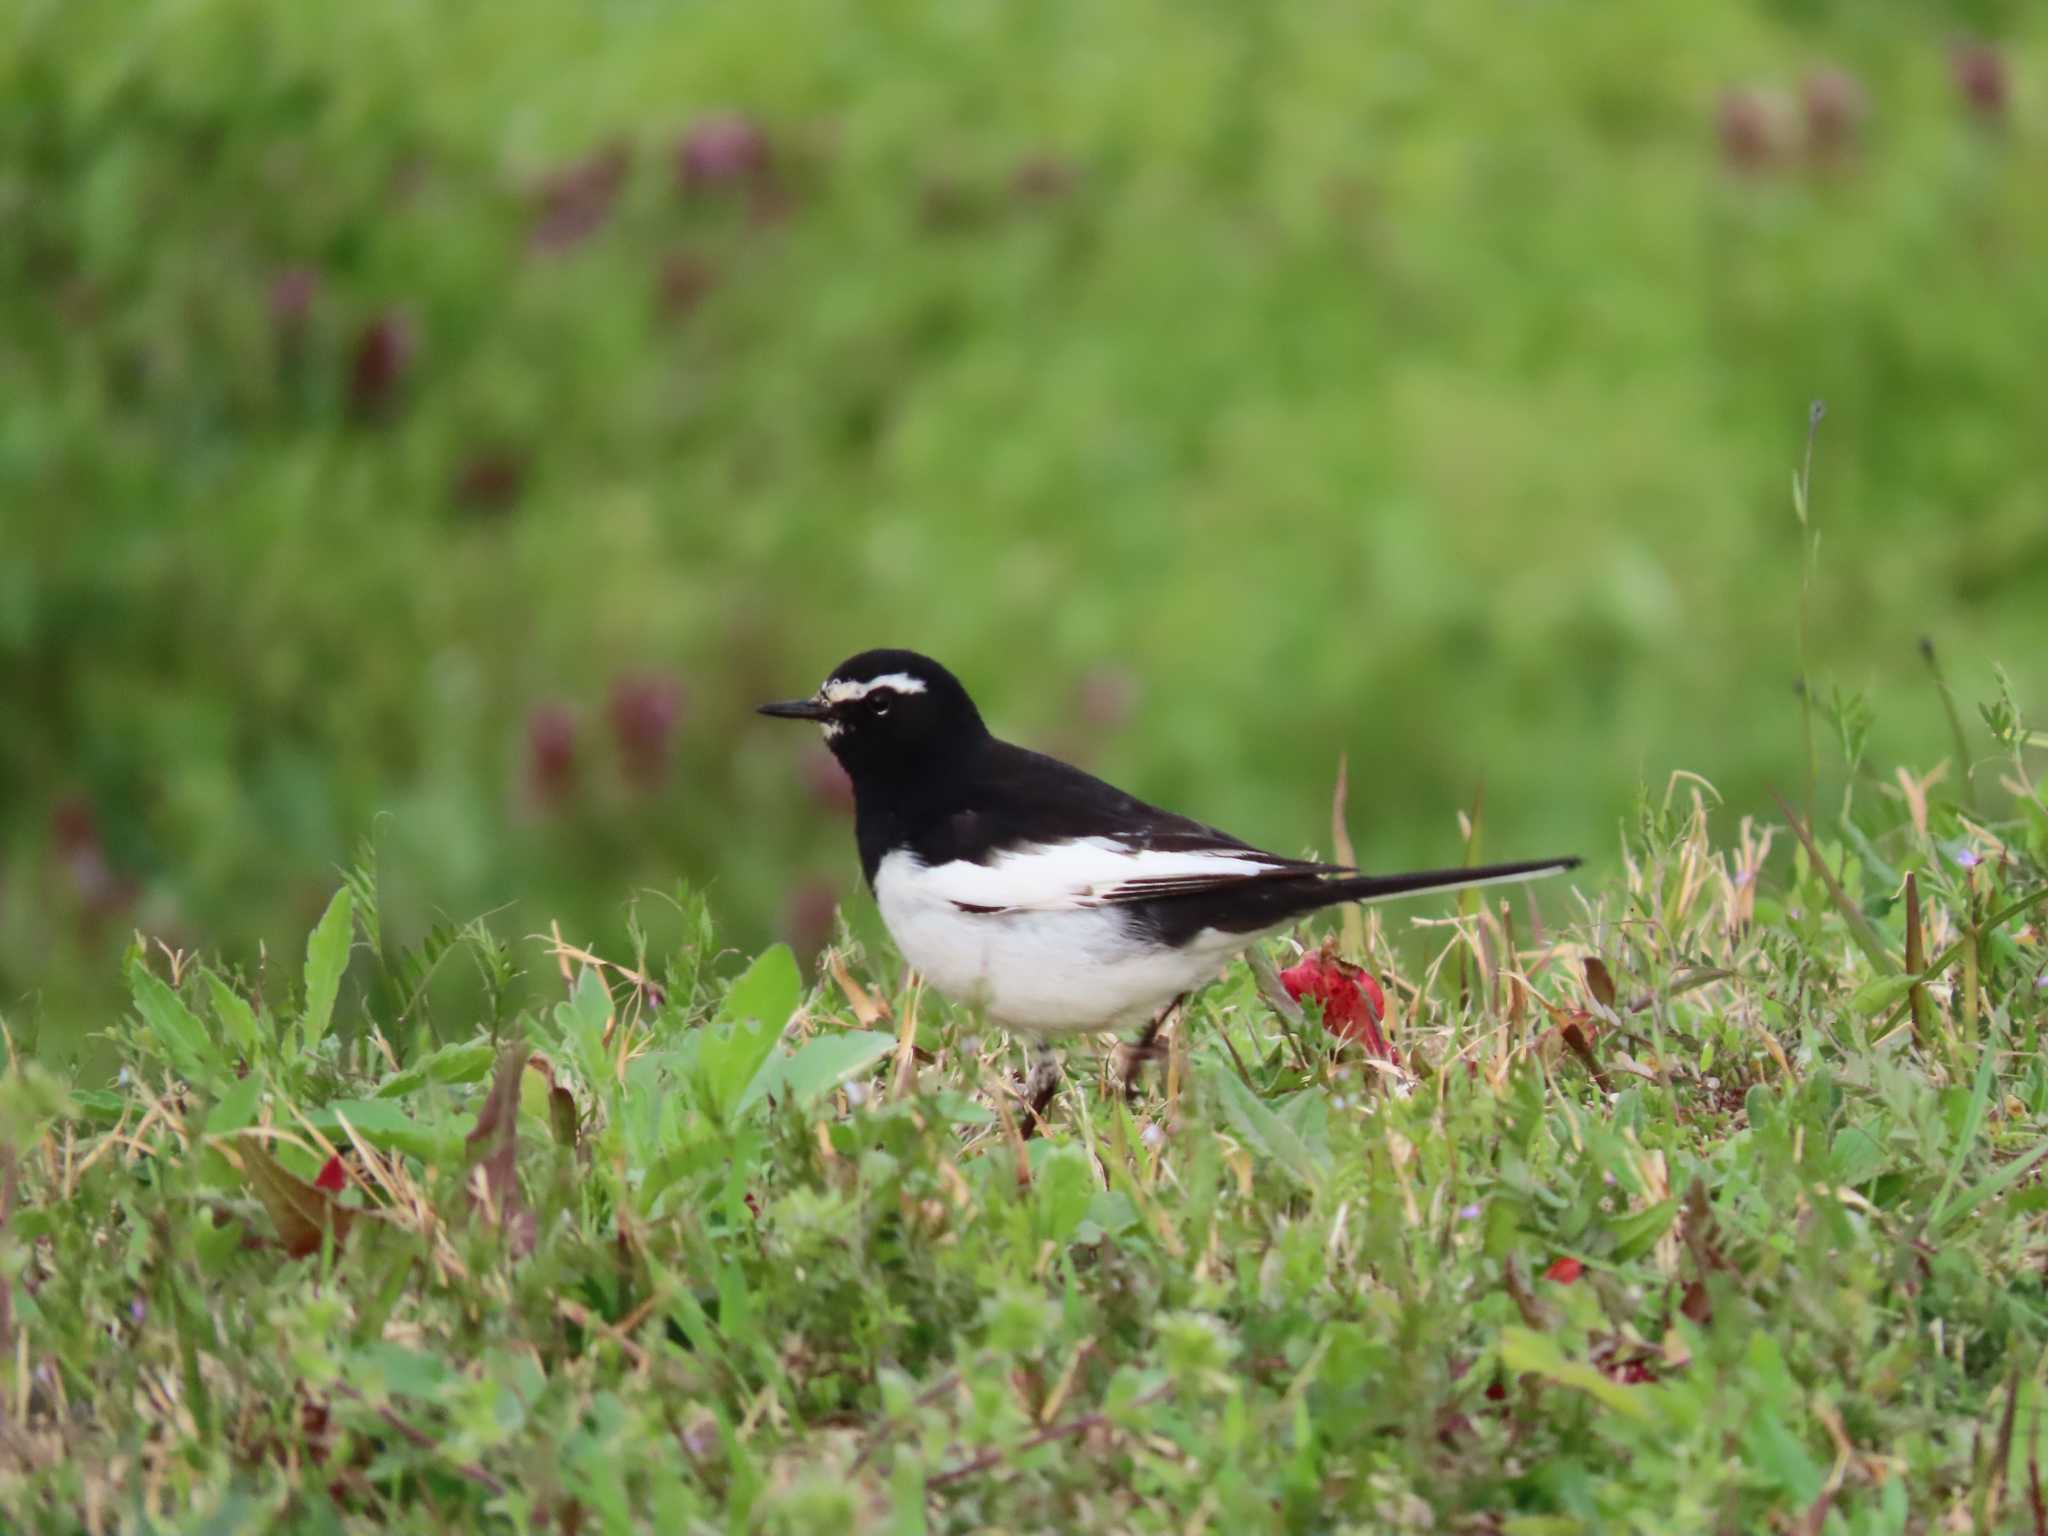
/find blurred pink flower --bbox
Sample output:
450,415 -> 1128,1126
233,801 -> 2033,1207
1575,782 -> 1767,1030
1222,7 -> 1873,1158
609,674 -> 685,788
1716,88 -> 1783,173
678,114 -> 771,193
1801,68 -> 1867,161
782,877 -> 840,960
1075,665 -> 1140,731
532,140 -> 632,253
269,268 -> 319,333
525,702 -> 580,807
1951,40 -> 2010,123
453,449 -> 525,514
1011,155 -> 1077,203
802,748 -> 855,815
348,310 -> 416,420
656,249 -> 719,320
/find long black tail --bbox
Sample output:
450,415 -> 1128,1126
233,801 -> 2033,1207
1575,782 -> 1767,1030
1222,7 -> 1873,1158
1323,856 -> 1580,906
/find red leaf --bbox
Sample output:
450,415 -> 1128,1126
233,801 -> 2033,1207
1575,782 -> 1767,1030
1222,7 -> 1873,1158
1277,948 -> 1393,1059
314,1155 -> 347,1193
236,1143 -> 360,1258
1543,1256 -> 1584,1284
466,1047 -> 537,1256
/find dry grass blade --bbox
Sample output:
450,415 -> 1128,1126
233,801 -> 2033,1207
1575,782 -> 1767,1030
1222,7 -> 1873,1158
829,950 -> 890,1027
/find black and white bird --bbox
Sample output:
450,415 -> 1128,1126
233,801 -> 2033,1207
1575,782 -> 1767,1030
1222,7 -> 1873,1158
761,649 -> 1577,1114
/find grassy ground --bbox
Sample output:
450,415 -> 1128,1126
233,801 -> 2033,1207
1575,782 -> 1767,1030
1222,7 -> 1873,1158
6,2 -> 2048,1045
3,707 -> 2045,1531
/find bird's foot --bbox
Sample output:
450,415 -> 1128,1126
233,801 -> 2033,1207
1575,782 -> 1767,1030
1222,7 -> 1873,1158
1018,1049 -> 1062,1140
1120,994 -> 1187,1107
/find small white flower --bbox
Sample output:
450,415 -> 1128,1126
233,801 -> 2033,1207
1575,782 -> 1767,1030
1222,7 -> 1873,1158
843,1081 -> 867,1106
1141,1123 -> 1164,1148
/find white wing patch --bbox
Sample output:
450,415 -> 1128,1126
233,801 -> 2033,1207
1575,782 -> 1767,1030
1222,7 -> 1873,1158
897,837 -> 1306,915
821,673 -> 928,704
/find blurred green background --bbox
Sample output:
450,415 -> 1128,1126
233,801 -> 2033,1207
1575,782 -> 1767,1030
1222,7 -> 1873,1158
4,0 -> 2044,1051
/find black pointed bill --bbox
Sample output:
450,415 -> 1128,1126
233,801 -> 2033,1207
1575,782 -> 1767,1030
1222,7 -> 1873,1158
758,697 -> 832,721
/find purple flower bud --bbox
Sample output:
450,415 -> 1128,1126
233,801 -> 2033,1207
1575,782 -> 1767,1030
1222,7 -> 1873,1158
802,749 -> 855,816
269,268 -> 320,333
678,114 -> 771,193
1717,88 -> 1782,173
781,877 -> 839,960
1458,1203 -> 1482,1222
1011,155 -> 1076,203
656,249 -> 718,320
531,141 -> 632,253
452,449 -> 525,514
525,702 -> 579,806
608,674 -> 684,789
1076,666 -> 1139,730
1951,40 -> 2010,123
348,310 -> 416,421
1953,847 -> 1982,869
1801,68 -> 1867,160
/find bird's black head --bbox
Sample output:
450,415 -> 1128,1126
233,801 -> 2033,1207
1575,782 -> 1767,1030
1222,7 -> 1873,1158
758,649 -> 986,783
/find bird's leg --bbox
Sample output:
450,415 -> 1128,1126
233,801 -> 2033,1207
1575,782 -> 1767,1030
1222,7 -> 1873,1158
1121,993 -> 1188,1107
1020,1047 -> 1062,1140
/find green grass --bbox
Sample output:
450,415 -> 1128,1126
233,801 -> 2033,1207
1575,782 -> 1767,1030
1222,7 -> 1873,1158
5,1 -> 2048,1043
7,7 -> 2048,1521
4,710 -> 2046,1531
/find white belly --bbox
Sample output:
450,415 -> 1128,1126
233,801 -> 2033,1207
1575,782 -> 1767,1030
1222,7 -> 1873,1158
873,850 -> 1255,1034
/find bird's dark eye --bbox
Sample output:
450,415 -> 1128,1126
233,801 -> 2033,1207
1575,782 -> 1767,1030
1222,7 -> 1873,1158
872,699 -> 891,716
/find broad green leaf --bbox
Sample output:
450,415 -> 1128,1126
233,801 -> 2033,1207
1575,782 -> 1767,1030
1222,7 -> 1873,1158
1849,975 -> 1918,1017
300,886 -> 355,1052
1500,1327 -> 1653,1421
555,969 -> 614,1088
1741,1410 -> 1825,1503
699,945 -> 800,1123
719,944 -> 801,1032
69,1090 -> 127,1126
129,963 -> 225,1085
348,1342 -> 455,1401
0,1060 -> 73,1147
931,1091 -> 995,1126
1034,1144 -> 1096,1244
746,1029 -> 895,1114
205,971 -> 263,1057
204,1072 -> 265,1135
374,1036 -> 498,1099
1607,1199 -> 1678,1262
308,1100 -> 466,1165
1205,1062 -> 1320,1191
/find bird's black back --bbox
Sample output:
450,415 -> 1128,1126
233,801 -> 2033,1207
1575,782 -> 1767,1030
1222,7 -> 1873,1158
853,734 -> 1358,946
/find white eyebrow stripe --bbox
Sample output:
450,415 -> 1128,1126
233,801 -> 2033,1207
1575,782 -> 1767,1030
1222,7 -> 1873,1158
820,673 -> 928,703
